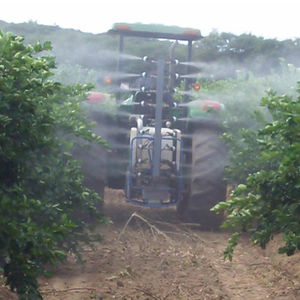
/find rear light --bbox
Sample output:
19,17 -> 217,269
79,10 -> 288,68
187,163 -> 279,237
115,24 -> 131,31
183,29 -> 200,35
104,76 -> 112,84
192,83 -> 201,91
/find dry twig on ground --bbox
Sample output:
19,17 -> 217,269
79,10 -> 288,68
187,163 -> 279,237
118,212 -> 172,242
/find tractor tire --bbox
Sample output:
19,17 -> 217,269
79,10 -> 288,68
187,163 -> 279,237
177,128 -> 227,229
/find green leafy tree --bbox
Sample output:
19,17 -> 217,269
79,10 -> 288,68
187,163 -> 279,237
0,30 -> 107,299
212,87 -> 300,260
197,61 -> 300,137
53,63 -> 99,87
3,20 -> 300,79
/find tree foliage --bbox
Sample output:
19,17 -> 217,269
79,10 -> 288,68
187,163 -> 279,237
0,30 -> 107,299
2,20 -> 300,82
197,61 -> 300,137
212,86 -> 300,260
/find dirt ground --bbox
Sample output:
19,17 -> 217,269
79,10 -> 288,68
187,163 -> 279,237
1,188 -> 300,300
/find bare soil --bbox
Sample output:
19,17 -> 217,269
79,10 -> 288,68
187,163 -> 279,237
1,188 -> 300,299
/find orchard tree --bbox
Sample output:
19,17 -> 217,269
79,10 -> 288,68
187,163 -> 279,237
213,87 -> 300,260
0,30 -> 107,299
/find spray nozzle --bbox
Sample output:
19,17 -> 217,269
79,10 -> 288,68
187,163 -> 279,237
173,59 -> 180,65
137,158 -> 148,164
142,56 -> 156,63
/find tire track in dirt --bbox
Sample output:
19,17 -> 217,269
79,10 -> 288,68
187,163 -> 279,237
3,188 -> 299,300
195,231 -> 300,300
102,188 -> 300,300
39,188 -> 299,300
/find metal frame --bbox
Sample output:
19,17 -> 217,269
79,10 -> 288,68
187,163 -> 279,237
184,40 -> 193,101
153,59 -> 164,178
114,29 -> 198,101
109,24 -> 198,207
127,135 -> 183,207
108,25 -> 202,41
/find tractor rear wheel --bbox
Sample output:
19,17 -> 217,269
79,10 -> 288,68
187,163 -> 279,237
177,128 -> 227,229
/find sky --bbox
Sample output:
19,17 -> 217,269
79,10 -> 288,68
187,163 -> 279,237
1,0 -> 300,40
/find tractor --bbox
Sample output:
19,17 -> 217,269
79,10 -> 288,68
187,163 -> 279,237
81,23 -> 227,226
